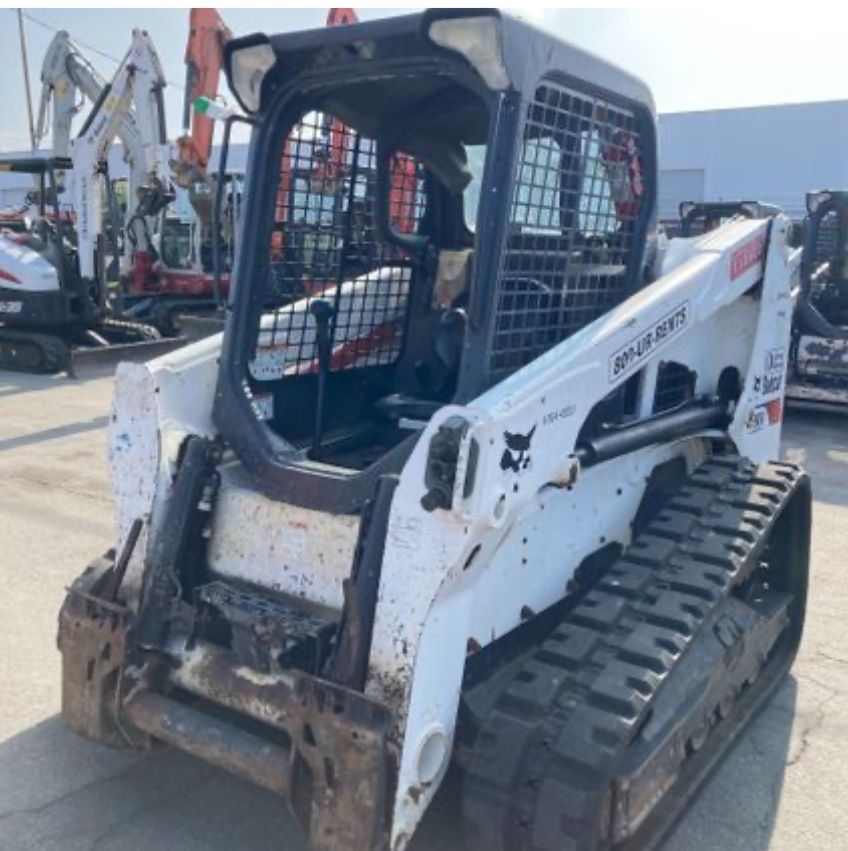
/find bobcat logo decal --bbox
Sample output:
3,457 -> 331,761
500,425 -> 536,473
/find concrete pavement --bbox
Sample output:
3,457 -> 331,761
0,370 -> 845,851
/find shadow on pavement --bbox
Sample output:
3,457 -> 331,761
783,409 -> 848,508
0,680 -> 797,851
0,715 -> 294,851
661,675 -> 798,851
0,372 -> 79,400
0,416 -> 109,453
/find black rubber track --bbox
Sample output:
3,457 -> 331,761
461,456 -> 808,851
0,329 -> 70,373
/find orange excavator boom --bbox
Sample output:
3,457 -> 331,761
177,8 -> 232,179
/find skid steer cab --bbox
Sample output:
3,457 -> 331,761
58,10 -> 811,851
677,200 -> 782,238
787,189 -> 848,407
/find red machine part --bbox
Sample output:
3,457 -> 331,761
326,8 -> 357,26
598,127 -> 644,220
128,250 -> 230,296
0,266 -> 22,284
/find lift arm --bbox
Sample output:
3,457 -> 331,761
71,29 -> 172,284
35,28 -> 157,232
35,32 -> 81,157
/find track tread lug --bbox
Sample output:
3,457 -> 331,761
461,456 -> 808,851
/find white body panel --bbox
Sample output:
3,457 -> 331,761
0,234 -> 60,294
109,214 -> 798,848
208,471 -> 359,607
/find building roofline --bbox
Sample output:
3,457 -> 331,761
659,97 -> 848,118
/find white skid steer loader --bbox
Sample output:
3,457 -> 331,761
57,11 -> 811,851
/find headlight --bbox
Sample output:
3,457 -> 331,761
228,41 -> 276,114
428,16 -> 509,90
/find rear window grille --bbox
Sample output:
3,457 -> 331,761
814,211 -> 840,268
653,361 -> 696,414
252,109 -> 426,381
682,217 -> 710,238
490,80 -> 645,378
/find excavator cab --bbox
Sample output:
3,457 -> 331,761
788,190 -> 848,406
0,156 -> 70,235
0,156 -> 81,308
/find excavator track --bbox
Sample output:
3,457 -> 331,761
0,329 -> 70,373
461,456 -> 810,851
99,315 -> 162,342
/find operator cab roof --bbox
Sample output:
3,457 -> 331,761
224,9 -> 655,118
0,156 -> 73,175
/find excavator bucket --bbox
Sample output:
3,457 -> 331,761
67,336 -> 188,378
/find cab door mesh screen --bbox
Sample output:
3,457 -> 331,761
251,110 -> 425,381
813,211 -> 840,272
490,81 -> 646,378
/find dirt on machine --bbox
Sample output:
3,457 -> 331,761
56,10 -> 812,851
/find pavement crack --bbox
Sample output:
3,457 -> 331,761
812,648 -> 848,670
0,756 -> 146,823
0,471 -> 109,503
86,769 -> 217,851
786,683 -> 840,770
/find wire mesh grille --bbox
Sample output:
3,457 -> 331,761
653,361 -> 696,414
681,217 -> 711,238
809,209 -> 848,325
253,110 -> 425,380
813,210 -> 840,270
490,80 -> 646,377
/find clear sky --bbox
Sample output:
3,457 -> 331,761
2,6 -> 847,152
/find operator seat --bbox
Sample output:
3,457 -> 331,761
374,249 -> 471,423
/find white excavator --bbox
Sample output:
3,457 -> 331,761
34,19 -> 240,335
0,29 -> 177,372
35,30 -> 148,267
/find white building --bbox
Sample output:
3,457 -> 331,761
4,99 -> 847,223
658,99 -> 848,221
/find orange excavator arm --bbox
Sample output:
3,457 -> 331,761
175,8 -> 232,184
